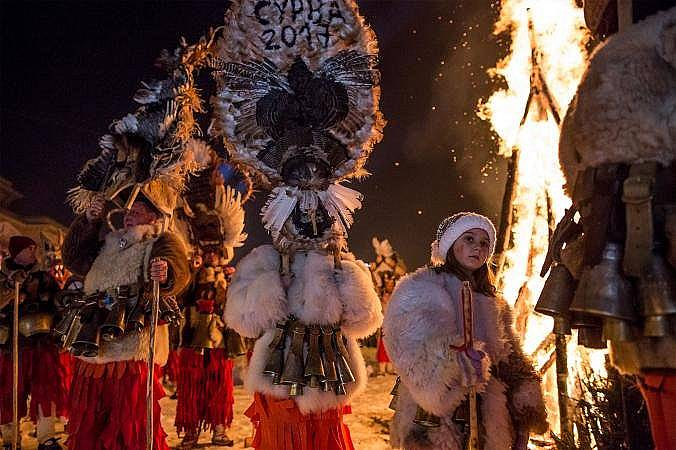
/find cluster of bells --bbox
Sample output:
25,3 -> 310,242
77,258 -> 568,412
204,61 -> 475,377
535,241 -> 676,347
263,316 -> 356,397
389,377 -> 476,429
190,309 -> 247,358
53,286 -> 182,357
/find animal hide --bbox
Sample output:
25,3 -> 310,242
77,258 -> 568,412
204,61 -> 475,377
384,268 -> 546,449
225,244 -> 382,413
559,7 -> 676,193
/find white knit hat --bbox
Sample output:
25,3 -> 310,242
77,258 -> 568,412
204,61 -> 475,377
430,212 -> 497,265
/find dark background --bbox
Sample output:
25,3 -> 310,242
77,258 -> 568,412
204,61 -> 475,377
0,0 -> 507,268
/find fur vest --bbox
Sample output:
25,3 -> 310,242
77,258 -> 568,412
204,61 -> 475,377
225,244 -> 382,414
559,7 -> 676,192
63,217 -> 190,366
383,268 -> 547,450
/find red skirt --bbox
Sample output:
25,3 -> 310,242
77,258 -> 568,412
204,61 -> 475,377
639,371 -> 676,450
376,334 -> 390,363
244,393 -> 354,450
164,349 -> 180,383
0,339 -> 72,423
66,359 -> 168,450
175,348 -> 234,433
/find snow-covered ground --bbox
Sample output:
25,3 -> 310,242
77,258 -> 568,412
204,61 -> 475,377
16,348 -> 397,449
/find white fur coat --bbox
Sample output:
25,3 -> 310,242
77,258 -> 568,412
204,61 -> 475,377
383,268 -> 546,450
225,244 -> 382,414
559,7 -> 676,192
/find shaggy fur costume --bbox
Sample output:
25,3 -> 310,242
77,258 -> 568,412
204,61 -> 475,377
555,7 -> 676,375
383,268 -> 547,450
559,7 -> 676,193
225,244 -> 382,414
62,215 -> 190,364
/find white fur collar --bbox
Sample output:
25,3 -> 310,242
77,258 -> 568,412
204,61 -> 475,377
101,224 -> 162,254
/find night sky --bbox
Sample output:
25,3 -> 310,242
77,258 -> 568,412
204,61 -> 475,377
0,1 -> 508,268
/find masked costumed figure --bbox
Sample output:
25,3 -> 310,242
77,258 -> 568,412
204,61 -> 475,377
0,236 -> 72,449
59,36 -> 217,449
384,213 -> 547,450
173,143 -> 250,449
536,4 -> 676,449
210,1 -> 385,448
370,238 -> 406,376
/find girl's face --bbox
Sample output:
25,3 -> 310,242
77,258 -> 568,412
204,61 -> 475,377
451,228 -> 491,273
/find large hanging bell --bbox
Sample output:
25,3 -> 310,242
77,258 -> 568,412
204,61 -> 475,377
640,249 -> 676,337
191,313 -> 217,351
279,322 -> 306,386
225,329 -> 247,359
321,325 -> 338,383
72,309 -> 103,357
577,326 -> 606,349
18,312 -> 53,338
535,264 -> 576,317
263,321 -> 288,384
570,242 -> 636,323
304,325 -> 325,389
100,301 -> 126,342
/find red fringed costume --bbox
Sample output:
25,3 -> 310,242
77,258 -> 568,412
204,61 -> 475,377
164,349 -> 180,384
67,359 -> 168,450
175,348 -> 234,434
244,393 -> 354,450
639,371 -> 676,450
376,335 -> 390,364
0,340 -> 72,422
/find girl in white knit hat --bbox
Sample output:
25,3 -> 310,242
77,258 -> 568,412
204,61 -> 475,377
383,212 -> 547,450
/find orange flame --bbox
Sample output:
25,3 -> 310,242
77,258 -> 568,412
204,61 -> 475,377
478,0 -> 608,440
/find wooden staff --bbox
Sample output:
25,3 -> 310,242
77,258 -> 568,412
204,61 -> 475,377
146,257 -> 162,450
461,281 -> 480,450
12,279 -> 21,450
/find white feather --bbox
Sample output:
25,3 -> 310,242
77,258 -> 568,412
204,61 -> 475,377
261,187 -> 298,234
318,183 -> 363,233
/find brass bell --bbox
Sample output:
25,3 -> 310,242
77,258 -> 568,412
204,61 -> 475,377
18,312 -> 53,338
100,301 -> 126,342
602,318 -> 635,342
413,406 -> 441,428
321,326 -> 338,383
53,308 -> 83,349
225,329 -> 247,359
191,313 -> 216,351
304,325 -> 325,389
535,264 -> 576,318
577,326 -> 606,349
53,308 -> 79,342
280,322 -> 306,387
333,329 -> 355,384
570,243 -> 636,322
263,321 -> 288,384
126,303 -> 145,332
643,316 -> 674,337
72,309 -> 103,357
640,249 -> 676,337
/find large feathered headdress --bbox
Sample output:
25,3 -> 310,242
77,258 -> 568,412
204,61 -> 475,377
175,138 -> 251,259
209,0 -> 385,250
67,32 -> 219,220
